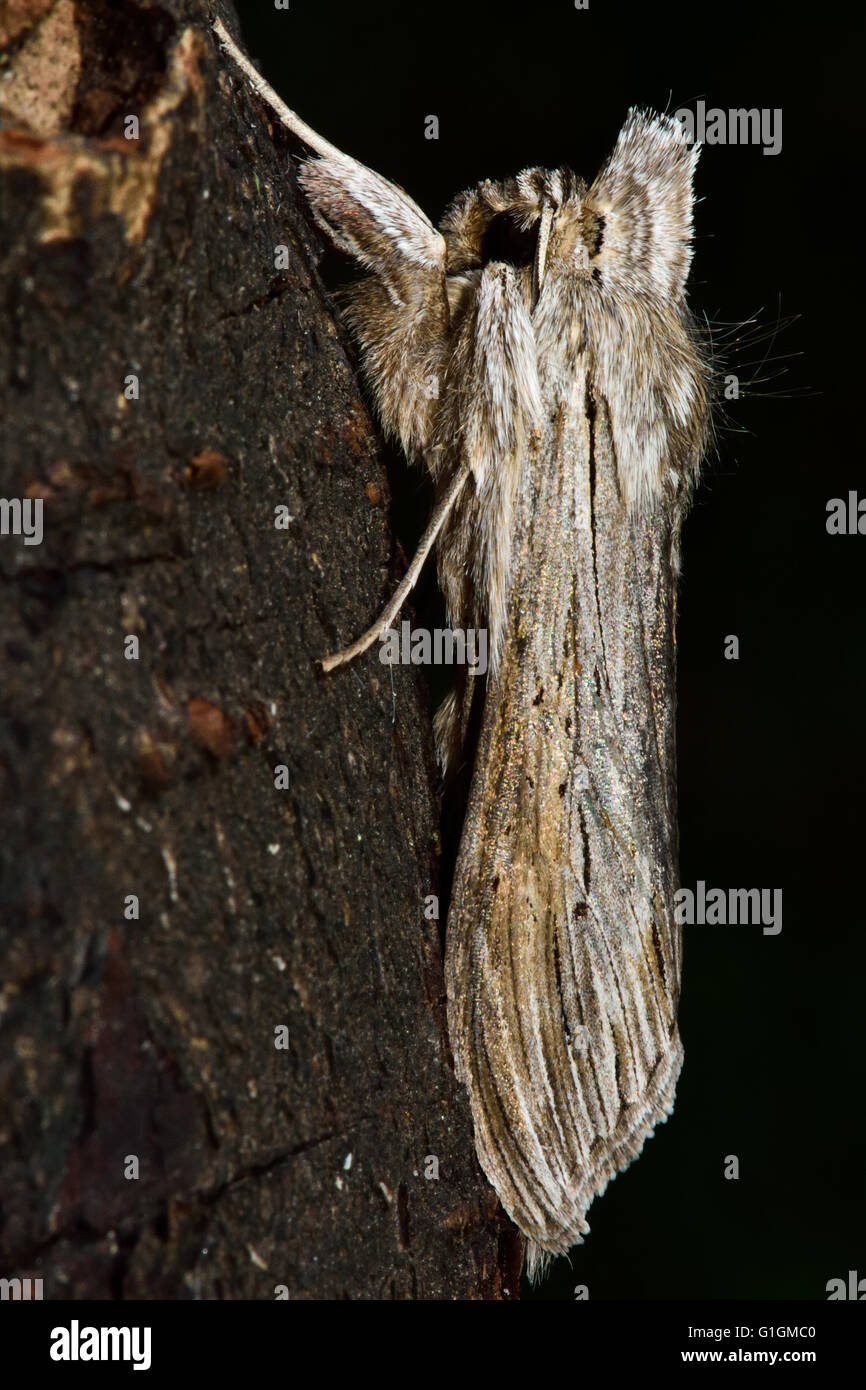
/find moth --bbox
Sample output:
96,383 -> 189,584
215,19 -> 710,1278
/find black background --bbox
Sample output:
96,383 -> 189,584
232,0 -> 865,1300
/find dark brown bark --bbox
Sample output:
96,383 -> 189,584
0,0 -> 519,1299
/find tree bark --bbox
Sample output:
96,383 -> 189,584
0,0 -> 519,1299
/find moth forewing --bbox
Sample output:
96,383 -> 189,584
215,21 -> 708,1280
445,379 -> 688,1276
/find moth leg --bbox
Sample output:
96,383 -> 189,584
215,12 -> 448,457
215,17 -> 444,296
216,16 -> 454,668
320,463 -> 471,673
214,19 -> 348,163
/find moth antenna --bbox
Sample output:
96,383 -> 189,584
319,463 -> 471,673
214,18 -> 352,166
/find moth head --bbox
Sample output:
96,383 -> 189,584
440,110 -> 698,309
441,169 -> 592,311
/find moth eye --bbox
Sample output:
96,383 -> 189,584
479,212 -> 539,269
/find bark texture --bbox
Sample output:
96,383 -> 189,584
0,0 -> 519,1299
